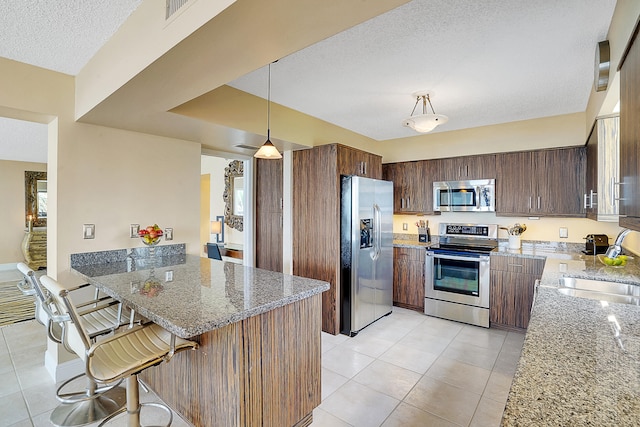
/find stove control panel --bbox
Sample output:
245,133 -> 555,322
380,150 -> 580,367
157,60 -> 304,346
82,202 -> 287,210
440,223 -> 498,239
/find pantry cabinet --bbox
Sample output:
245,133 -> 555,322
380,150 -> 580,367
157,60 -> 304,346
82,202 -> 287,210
392,247 -> 425,312
496,146 -> 586,217
490,254 -> 545,330
255,158 -> 283,272
293,143 -> 382,334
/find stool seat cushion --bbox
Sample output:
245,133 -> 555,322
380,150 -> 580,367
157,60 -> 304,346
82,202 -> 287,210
88,323 -> 196,384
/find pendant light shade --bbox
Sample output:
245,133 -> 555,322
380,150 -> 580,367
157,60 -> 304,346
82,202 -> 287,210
255,63 -> 282,159
402,91 -> 448,133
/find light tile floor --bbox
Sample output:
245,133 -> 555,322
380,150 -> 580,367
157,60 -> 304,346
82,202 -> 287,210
0,307 -> 524,427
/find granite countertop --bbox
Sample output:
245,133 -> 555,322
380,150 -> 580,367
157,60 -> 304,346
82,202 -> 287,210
392,239 -> 431,249
72,255 -> 329,339
501,249 -> 640,426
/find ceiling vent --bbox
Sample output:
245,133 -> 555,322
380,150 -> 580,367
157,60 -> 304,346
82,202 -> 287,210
166,0 -> 191,19
235,144 -> 261,150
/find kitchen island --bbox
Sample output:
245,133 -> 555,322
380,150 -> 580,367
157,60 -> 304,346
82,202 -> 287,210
72,252 -> 329,427
501,251 -> 640,426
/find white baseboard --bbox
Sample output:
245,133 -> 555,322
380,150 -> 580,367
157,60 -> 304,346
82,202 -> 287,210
44,350 -> 84,383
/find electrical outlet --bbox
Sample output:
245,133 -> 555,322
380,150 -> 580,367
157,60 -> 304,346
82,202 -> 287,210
559,227 -> 568,238
165,228 -> 173,240
130,224 -> 140,238
402,223 -> 408,231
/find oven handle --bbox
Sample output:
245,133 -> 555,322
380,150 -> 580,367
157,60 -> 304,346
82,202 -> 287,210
426,251 -> 489,263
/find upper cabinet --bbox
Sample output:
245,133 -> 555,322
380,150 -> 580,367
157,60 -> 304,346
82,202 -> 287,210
383,161 -> 437,214
585,116 -> 620,222
619,26 -> 640,231
437,154 -> 497,181
337,145 -> 382,179
496,147 -> 586,217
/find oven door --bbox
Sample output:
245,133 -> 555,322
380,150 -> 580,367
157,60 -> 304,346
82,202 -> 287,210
425,250 -> 490,308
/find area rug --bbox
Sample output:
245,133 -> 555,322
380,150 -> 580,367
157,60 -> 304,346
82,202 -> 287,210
0,279 -> 35,326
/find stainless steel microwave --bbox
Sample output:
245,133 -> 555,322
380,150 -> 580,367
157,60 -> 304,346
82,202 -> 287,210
433,179 -> 495,212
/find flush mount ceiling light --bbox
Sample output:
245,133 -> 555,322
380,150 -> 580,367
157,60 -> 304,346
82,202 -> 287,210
254,62 -> 283,159
402,91 -> 449,133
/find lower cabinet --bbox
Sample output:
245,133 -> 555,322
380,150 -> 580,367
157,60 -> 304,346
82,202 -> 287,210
393,247 -> 425,312
490,254 -> 545,330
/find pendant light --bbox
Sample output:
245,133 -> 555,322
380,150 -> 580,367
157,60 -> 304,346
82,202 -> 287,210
254,62 -> 282,159
402,90 -> 448,133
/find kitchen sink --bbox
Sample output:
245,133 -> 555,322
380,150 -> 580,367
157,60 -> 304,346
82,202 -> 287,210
557,277 -> 640,305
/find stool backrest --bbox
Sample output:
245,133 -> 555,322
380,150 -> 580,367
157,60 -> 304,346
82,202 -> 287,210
17,262 -> 51,327
40,275 -> 92,361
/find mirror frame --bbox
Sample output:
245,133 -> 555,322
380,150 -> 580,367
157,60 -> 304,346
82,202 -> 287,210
25,171 -> 47,228
223,160 -> 243,232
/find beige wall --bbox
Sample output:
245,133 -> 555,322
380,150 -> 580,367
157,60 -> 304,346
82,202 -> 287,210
373,112 -> 586,163
0,160 -> 47,264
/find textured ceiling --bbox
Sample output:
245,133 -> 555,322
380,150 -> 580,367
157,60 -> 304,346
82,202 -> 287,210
0,0 -> 142,76
228,0 -> 617,141
0,0 -> 142,162
0,0 -> 619,162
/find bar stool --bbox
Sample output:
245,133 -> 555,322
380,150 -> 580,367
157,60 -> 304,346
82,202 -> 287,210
16,263 -> 129,427
40,275 -> 198,427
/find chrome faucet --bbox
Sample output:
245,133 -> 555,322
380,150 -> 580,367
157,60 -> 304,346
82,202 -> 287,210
605,229 -> 633,258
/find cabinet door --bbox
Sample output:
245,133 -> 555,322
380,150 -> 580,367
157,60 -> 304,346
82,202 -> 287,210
489,270 -> 518,327
585,124 -> 599,219
534,147 -> 586,216
438,154 -> 496,181
620,30 -> 640,228
383,162 -> 426,213
393,247 -> 425,311
337,145 -> 382,178
496,151 -> 533,214
256,158 -> 283,272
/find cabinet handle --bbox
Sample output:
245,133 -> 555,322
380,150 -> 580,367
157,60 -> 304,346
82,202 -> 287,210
612,179 -> 625,205
508,263 -> 524,268
363,162 -> 367,176
465,165 -> 469,176
590,190 -> 596,208
583,193 -> 589,209
528,196 -> 532,210
537,196 -> 541,210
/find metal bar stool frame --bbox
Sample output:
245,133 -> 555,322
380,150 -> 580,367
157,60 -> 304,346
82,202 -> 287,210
40,275 -> 198,427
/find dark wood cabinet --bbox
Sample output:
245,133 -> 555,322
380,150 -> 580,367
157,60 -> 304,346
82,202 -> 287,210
293,143 -> 382,334
392,247 -> 425,312
437,154 -> 496,181
496,147 -> 586,217
255,158 -> 283,272
383,161 -> 436,214
585,116 -> 620,222
619,25 -> 640,230
490,255 -> 545,330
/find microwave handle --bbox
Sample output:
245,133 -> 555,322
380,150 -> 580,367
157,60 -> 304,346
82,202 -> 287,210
476,186 -> 482,209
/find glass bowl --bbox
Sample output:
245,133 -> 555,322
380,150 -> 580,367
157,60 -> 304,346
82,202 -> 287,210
597,254 -> 631,268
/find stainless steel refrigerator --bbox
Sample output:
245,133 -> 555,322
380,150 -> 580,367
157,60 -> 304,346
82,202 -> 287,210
340,175 -> 394,336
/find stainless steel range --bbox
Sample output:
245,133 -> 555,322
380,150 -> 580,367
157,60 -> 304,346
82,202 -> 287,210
425,223 -> 498,328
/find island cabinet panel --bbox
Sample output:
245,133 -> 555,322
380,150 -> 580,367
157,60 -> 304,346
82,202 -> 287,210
436,154 -> 496,181
392,247 -> 425,311
619,26 -> 640,230
141,294 -> 322,427
490,255 -> 545,330
293,143 -> 382,334
496,147 -> 586,217
256,158 -> 283,272
382,160 -> 438,214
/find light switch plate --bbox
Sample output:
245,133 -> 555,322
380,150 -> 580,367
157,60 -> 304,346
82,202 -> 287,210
130,224 -> 140,238
83,224 -> 95,239
402,223 -> 408,231
559,227 -> 568,238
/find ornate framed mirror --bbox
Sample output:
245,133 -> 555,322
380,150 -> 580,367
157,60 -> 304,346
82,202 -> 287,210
25,171 -> 47,228
223,160 -> 244,231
